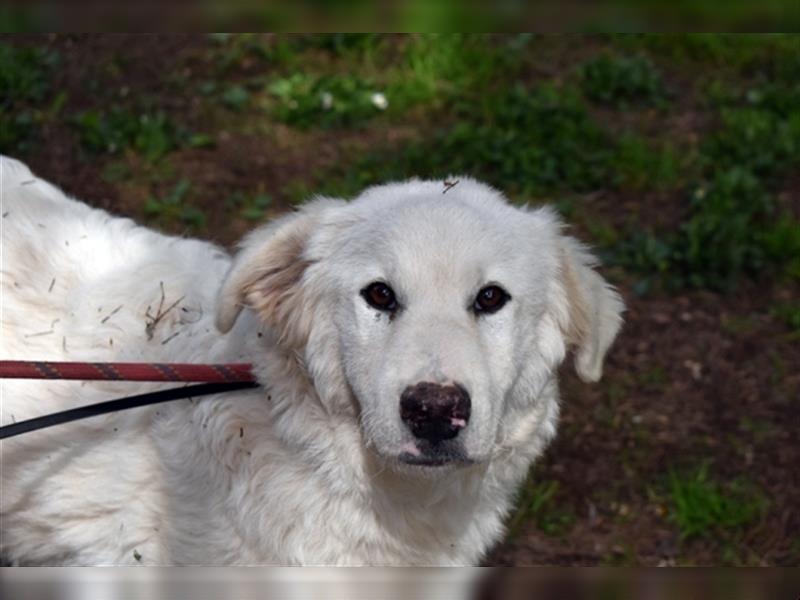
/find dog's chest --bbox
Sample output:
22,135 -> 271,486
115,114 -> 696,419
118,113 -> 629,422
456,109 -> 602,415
157,408 -> 515,565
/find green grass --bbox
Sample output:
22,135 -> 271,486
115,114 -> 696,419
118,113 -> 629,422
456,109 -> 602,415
0,43 -> 59,152
506,479 -> 576,539
144,179 -> 206,229
209,33 -> 277,73
580,53 -> 667,108
667,463 -> 767,541
221,85 -> 251,111
616,34 -> 800,77
737,417 -> 779,444
73,109 -> 207,162
262,35 -> 517,130
704,105 -> 800,181
611,168 -> 800,292
423,84 -> 613,195
296,34 -> 384,56
637,365 -> 669,392
388,34 -> 518,108
679,169 -> 781,288
772,302 -> 800,331
268,73 -> 388,128
611,135 -> 683,191
227,191 -> 273,221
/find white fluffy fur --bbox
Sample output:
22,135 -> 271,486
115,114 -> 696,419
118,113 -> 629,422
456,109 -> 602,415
0,156 -> 623,565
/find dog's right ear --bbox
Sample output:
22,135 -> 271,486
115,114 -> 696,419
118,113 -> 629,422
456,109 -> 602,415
215,200 -> 340,347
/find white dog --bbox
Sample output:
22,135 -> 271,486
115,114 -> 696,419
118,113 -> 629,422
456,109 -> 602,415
0,156 -> 623,565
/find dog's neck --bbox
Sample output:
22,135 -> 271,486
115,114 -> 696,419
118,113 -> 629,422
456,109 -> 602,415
211,314 -> 532,563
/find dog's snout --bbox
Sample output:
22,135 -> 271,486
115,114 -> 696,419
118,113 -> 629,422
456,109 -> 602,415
400,382 -> 471,444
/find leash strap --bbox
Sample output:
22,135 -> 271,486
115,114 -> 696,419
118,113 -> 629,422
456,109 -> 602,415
0,381 -> 260,440
0,360 -> 255,383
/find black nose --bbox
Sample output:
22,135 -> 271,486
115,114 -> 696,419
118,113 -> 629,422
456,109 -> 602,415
400,382 -> 471,444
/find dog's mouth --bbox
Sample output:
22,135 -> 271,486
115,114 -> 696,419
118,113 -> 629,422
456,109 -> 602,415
398,453 -> 473,467
397,440 -> 473,468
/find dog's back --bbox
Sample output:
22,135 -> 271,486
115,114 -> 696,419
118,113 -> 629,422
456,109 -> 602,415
1,154 -> 237,384
0,156 -> 239,564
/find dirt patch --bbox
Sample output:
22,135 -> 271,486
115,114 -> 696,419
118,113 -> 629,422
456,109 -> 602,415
487,279 -> 800,565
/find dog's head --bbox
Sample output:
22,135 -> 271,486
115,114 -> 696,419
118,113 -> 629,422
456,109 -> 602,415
216,178 -> 623,469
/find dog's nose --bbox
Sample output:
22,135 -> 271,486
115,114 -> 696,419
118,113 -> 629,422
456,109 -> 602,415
400,382 -> 471,444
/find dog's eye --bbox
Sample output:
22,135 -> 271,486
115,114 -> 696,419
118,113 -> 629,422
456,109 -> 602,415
473,285 -> 510,314
361,282 -> 398,312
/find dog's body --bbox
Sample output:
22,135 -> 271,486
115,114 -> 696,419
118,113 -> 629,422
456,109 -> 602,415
0,156 -> 623,565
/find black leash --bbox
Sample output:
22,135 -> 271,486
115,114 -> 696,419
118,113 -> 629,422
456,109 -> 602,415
0,381 -> 260,440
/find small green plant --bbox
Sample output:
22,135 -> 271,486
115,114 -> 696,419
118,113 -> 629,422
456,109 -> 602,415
580,54 -> 666,107
667,463 -> 767,541
209,33 -> 277,73
704,106 -> 800,180
0,43 -> 59,152
678,169 -> 772,288
611,135 -> 682,191
0,44 -> 55,105
604,231 -> 674,294
221,85 -> 250,111
737,417 -> 778,443
390,34 -> 515,107
227,192 -> 272,221
100,159 -> 132,183
297,33 -> 383,57
584,219 -> 621,248
772,302 -> 800,330
268,73 -> 389,128
144,179 -> 206,229
74,109 -> 190,162
637,365 -> 669,392
506,479 -> 576,538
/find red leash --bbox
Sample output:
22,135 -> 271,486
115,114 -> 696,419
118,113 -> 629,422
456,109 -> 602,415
0,360 -> 259,440
0,360 -> 255,383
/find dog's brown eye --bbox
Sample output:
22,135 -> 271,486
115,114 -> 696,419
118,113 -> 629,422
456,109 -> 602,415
473,285 -> 509,314
361,282 -> 398,312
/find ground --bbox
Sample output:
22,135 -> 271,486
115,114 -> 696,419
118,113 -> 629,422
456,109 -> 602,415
1,34 -> 798,566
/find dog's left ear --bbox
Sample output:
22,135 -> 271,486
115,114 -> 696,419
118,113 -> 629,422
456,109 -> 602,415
216,199 -> 340,347
554,235 -> 625,382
